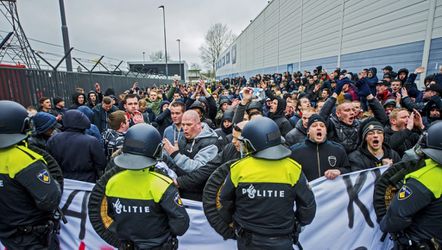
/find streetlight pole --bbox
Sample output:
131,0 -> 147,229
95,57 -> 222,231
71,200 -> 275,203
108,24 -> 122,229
58,0 -> 73,71
158,5 -> 169,79
176,39 -> 181,81
142,51 -> 145,62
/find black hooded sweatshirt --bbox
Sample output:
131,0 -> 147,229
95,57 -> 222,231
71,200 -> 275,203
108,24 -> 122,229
268,97 -> 293,136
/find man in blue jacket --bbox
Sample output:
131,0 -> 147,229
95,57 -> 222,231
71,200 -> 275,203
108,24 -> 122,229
47,110 -> 106,182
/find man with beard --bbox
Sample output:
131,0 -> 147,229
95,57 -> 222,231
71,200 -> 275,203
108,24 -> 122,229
268,97 -> 293,136
349,119 -> 400,171
384,108 -> 424,157
291,114 -> 350,181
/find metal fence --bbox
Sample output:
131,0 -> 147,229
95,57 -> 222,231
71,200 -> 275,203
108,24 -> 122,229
0,67 -> 171,107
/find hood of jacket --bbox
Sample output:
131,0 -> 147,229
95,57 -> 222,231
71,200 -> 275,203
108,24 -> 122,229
77,105 -> 94,122
194,122 -> 219,140
295,118 -> 307,134
72,92 -> 86,106
269,97 -> 286,119
368,67 -> 377,78
159,100 -> 170,113
220,111 -> 234,134
63,110 -> 91,131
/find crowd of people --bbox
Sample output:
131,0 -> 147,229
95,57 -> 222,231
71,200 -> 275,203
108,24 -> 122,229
26,65 -> 442,184
1,63 -> 442,249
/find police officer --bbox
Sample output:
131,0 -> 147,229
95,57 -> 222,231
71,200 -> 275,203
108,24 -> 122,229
0,100 -> 62,249
380,121 -> 442,249
105,123 -> 189,250
218,117 -> 316,250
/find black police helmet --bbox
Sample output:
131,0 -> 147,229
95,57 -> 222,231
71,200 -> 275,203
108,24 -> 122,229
421,121 -> 442,165
239,116 -> 291,160
0,100 -> 30,149
114,124 -> 162,169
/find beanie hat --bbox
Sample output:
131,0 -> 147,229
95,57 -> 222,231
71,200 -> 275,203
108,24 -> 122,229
307,114 -> 326,129
33,112 -> 58,134
362,120 -> 384,140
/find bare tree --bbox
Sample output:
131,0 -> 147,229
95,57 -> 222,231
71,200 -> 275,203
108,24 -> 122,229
149,50 -> 170,62
199,23 -> 235,77
190,63 -> 201,70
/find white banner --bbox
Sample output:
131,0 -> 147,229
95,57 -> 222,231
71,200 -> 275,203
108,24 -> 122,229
299,167 -> 393,250
0,167 -> 393,250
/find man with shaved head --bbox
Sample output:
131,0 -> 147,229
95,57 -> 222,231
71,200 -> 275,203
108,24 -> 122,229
319,76 -> 388,153
163,110 -> 219,201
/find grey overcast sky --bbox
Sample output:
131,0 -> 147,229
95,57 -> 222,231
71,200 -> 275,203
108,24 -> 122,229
5,0 -> 268,71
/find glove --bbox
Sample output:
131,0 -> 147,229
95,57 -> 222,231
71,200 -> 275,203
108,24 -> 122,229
357,80 -> 371,98
334,79 -> 347,95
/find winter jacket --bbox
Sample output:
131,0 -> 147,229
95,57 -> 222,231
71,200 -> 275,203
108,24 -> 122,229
268,97 -> 293,136
384,126 -> 421,157
47,110 -> 106,182
147,98 -> 162,116
78,105 -> 103,145
165,123 -> 219,200
285,119 -> 307,146
69,93 -> 86,109
320,96 -> 388,153
290,139 -> 350,182
92,103 -> 118,133
348,144 -> 401,172
155,101 -> 172,136
214,111 -> 233,149
366,67 -> 379,96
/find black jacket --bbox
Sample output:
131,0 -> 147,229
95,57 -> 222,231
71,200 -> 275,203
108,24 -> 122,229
320,96 -> 388,153
384,126 -> 421,157
268,97 -> 293,137
47,110 -> 107,182
155,108 -> 172,136
219,156 -> 316,235
290,139 -> 350,181
285,119 -> 307,146
348,144 -> 401,171
106,169 -> 189,248
0,145 -> 61,239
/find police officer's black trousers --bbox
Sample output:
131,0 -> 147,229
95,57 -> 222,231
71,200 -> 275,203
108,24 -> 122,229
237,233 -> 293,250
